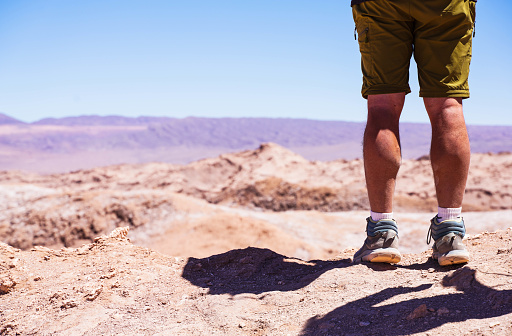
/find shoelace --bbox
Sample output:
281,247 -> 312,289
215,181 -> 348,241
426,226 -> 433,245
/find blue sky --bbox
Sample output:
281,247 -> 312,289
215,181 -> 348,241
0,1 -> 510,125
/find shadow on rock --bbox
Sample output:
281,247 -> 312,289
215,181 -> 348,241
300,267 -> 512,336
182,247 -> 350,295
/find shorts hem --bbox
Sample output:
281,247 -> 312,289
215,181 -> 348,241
419,90 -> 470,99
362,85 -> 411,99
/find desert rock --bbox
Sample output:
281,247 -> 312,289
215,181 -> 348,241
1,227 -> 512,335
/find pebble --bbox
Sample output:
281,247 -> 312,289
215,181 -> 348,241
84,286 -> 103,301
8,258 -> 18,268
407,304 -> 428,320
437,307 -> 450,315
0,278 -> 16,295
100,271 -> 117,279
359,321 -> 370,326
60,299 -> 77,309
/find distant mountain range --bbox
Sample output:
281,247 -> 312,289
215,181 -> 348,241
0,112 -> 511,173
0,113 -> 25,125
33,115 -> 174,126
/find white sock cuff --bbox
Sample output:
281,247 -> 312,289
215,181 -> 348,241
370,211 -> 394,221
437,207 -> 462,221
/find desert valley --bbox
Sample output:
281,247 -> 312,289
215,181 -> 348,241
1,115 -> 512,335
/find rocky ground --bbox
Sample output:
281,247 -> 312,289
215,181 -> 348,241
2,144 -> 512,214
2,144 -> 512,255
1,227 -> 512,336
2,144 -> 512,335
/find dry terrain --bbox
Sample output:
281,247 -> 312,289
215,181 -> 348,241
1,144 -> 512,335
2,226 -> 512,335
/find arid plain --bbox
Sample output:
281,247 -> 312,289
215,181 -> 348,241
1,115 -> 512,335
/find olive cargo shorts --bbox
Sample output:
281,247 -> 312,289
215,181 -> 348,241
352,0 -> 476,98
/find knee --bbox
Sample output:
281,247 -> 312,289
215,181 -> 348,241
426,97 -> 465,129
367,94 -> 404,128
367,106 -> 401,134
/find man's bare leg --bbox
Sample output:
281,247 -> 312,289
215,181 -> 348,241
353,93 -> 405,264
424,97 -> 470,266
363,93 -> 405,213
424,97 -> 470,208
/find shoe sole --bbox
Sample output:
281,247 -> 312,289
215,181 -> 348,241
356,248 -> 402,264
433,250 -> 470,266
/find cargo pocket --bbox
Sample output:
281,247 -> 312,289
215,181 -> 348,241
356,19 -> 374,80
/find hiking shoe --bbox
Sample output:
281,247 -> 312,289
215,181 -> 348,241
353,217 -> 402,264
427,216 -> 469,266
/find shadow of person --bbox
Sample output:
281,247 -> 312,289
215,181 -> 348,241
181,246 -> 351,295
300,267 -> 512,336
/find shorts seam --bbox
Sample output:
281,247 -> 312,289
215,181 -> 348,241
362,85 -> 412,98
419,90 -> 470,98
